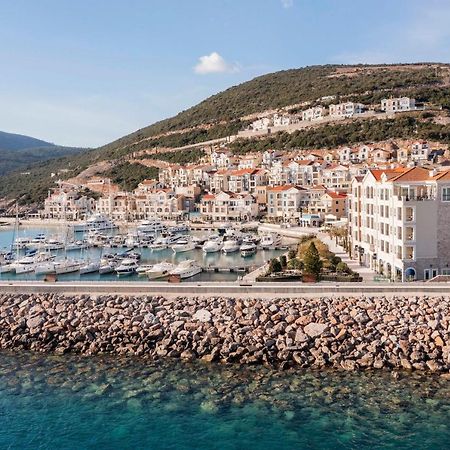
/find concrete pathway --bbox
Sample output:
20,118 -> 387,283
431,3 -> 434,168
317,232 -> 375,282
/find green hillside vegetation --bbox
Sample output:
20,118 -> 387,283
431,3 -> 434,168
103,162 -> 159,191
0,146 -> 86,176
2,63 -> 450,205
230,115 -> 450,154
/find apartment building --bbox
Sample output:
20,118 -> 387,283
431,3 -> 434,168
200,191 -> 258,222
381,97 -> 416,114
349,167 -> 450,281
43,189 -> 96,220
266,185 -> 307,222
302,106 -> 326,121
329,102 -> 364,118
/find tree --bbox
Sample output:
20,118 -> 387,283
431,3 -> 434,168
288,249 -> 297,260
280,255 -> 287,269
268,258 -> 282,273
303,242 -> 322,278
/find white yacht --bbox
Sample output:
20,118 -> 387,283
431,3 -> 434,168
115,258 -> 138,276
13,252 -> 54,274
44,239 -> 65,251
72,214 -> 118,233
136,264 -> 154,276
171,237 -> 195,253
99,258 -> 118,275
150,234 -> 182,251
168,224 -> 189,234
170,260 -> 202,279
137,220 -> 166,234
222,239 -> 241,254
66,240 -> 89,251
147,261 -> 175,280
80,261 -> 100,275
13,237 -> 31,250
260,233 -> 282,249
240,242 -> 257,257
202,235 -> 223,253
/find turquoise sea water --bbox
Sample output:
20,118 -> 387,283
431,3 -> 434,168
1,352 -> 449,449
0,227 -> 285,282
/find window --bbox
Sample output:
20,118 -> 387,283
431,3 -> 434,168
443,187 -> 450,202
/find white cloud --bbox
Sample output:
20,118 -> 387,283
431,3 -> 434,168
280,0 -> 293,8
194,52 -> 239,75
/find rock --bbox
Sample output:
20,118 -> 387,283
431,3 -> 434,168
294,329 -> 309,343
193,309 -> 212,323
304,322 -> 328,338
26,316 -> 43,330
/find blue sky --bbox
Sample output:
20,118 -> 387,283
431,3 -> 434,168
1,0 -> 450,147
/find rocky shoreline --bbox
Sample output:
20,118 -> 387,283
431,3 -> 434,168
0,293 -> 449,372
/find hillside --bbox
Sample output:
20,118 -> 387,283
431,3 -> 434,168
1,63 -> 450,205
0,130 -> 55,151
0,130 -> 87,176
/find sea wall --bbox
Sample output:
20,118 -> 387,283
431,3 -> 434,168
0,293 -> 449,372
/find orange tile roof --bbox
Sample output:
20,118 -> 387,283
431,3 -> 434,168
432,170 -> 450,181
267,185 -> 302,192
369,168 -> 406,181
324,190 -> 347,199
390,166 -> 432,182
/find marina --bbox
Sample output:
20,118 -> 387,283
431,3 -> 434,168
0,220 -> 291,283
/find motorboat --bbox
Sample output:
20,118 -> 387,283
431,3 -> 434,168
260,233 -> 282,249
137,220 -> 167,234
222,239 -> 241,254
13,237 -> 31,250
13,252 -> 54,274
192,235 -> 207,248
66,240 -> 89,251
202,234 -> 223,253
80,261 -> 100,275
115,258 -> 138,276
147,261 -> 176,280
168,224 -> 189,234
136,264 -> 154,276
44,239 -> 65,251
170,259 -> 202,279
240,242 -> 257,257
150,234 -> 182,251
31,233 -> 47,245
99,258 -> 118,274
171,237 -> 195,253
72,214 -> 118,232
242,233 -> 258,244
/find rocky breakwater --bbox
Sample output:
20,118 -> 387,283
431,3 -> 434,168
0,293 -> 450,372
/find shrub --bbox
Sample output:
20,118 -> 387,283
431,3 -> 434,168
287,258 -> 303,270
288,249 -> 297,260
280,255 -> 287,269
336,261 -> 350,273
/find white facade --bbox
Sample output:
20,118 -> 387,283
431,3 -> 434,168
381,97 -> 416,114
349,167 -> 450,281
302,106 -> 326,121
329,102 -> 364,118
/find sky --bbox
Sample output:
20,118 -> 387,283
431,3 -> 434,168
1,0 -> 450,148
